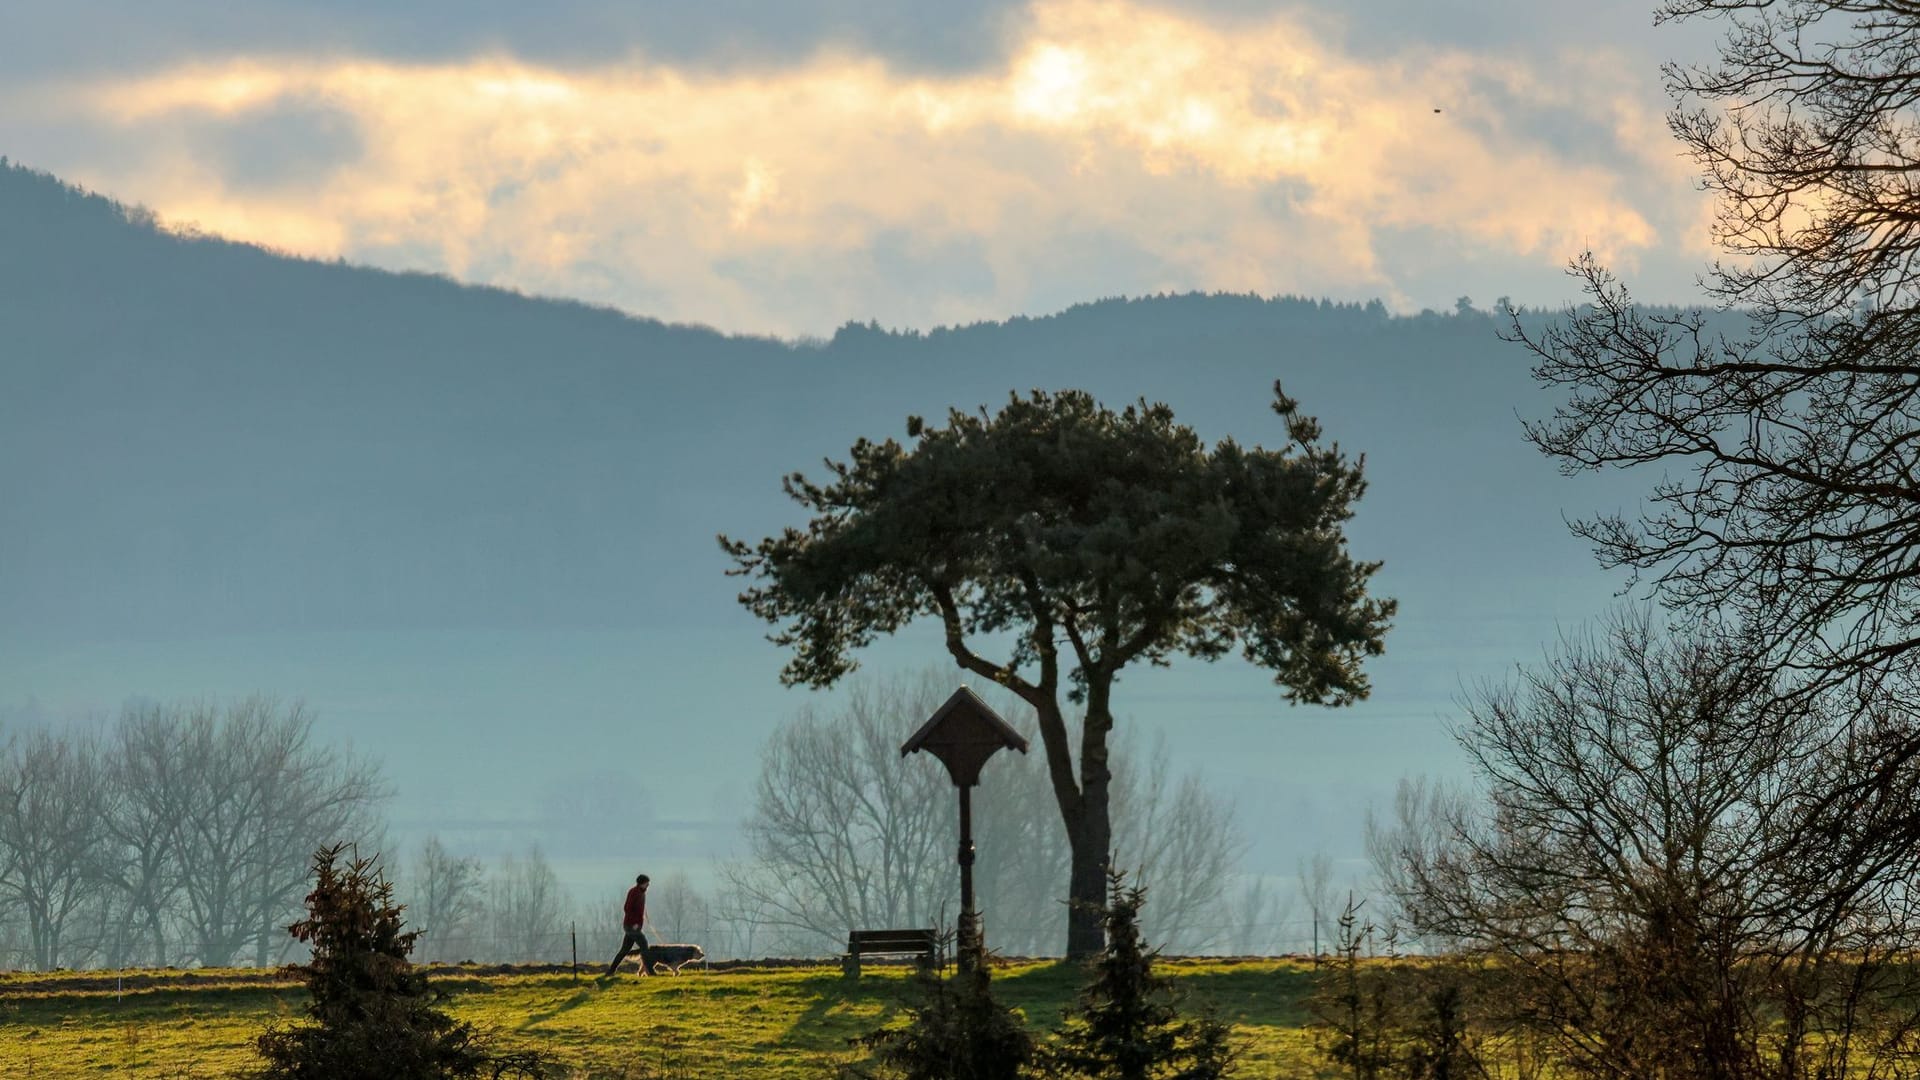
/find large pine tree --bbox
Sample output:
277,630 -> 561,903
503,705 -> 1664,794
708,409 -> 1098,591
723,386 -> 1392,957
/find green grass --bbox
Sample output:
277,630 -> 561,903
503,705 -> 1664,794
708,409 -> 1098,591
0,959 -> 1327,1078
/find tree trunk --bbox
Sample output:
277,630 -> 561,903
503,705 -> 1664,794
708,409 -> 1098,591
1064,805 -> 1112,958
146,903 -> 167,967
1005,645 -> 1116,959
1064,680 -> 1116,959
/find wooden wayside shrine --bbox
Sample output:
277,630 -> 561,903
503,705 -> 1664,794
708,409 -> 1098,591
899,686 -> 1029,787
901,686 -> 1029,970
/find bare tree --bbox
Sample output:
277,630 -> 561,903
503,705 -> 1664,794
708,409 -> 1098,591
405,835 -> 486,964
0,903 -> 25,969
575,886 -> 626,966
168,698 -> 386,967
725,670 -> 1246,956
646,871 -> 709,946
1111,739 -> 1243,953
487,845 -> 567,963
0,698 -> 389,970
0,728 -> 115,970
707,880 -> 794,961
97,702 -> 192,967
722,672 -> 953,952
1222,875 -> 1293,958
1516,2 -> 1920,696
1372,610 -> 1920,1080
1297,853 -> 1336,958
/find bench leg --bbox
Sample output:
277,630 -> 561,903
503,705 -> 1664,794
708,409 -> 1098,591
842,953 -> 861,979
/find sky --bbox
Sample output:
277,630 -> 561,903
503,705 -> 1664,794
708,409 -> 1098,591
0,0 -> 1716,337
0,0 -> 1729,920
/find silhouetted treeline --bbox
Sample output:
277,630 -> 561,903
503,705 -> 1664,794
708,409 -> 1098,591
0,697 -> 616,972
0,697 -> 383,969
0,689 -> 1313,971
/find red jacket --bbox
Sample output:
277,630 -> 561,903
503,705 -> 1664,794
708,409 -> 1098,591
623,885 -> 646,929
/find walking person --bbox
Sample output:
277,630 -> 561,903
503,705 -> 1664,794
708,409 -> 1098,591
603,873 -> 653,977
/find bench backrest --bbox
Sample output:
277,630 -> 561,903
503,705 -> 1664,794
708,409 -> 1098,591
849,929 -> 937,952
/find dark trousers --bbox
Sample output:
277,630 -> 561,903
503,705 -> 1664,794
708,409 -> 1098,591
606,927 -> 651,975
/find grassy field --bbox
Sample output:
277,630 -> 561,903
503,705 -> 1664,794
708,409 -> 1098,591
0,958 -> 1326,1078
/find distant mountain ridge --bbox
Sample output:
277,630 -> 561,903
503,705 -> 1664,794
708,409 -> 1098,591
0,160 -> 1651,648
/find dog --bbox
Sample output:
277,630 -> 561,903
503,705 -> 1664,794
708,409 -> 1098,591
642,943 -> 706,975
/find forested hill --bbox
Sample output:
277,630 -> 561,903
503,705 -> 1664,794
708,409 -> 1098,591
0,160 -> 1648,648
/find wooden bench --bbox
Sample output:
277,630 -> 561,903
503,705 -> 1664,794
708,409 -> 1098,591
843,928 -> 940,977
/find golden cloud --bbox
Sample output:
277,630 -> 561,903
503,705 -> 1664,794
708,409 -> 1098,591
45,0 -> 1699,334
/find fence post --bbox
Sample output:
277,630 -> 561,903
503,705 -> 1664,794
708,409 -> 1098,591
571,922 -> 578,981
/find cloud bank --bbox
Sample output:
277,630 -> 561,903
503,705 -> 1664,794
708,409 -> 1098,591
5,0 -> 1704,335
